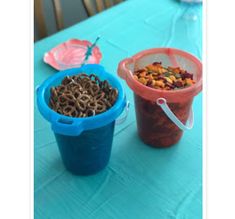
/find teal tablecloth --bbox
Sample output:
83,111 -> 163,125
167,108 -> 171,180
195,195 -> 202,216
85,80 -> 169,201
34,0 -> 202,218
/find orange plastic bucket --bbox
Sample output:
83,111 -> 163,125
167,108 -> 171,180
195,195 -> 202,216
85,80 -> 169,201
118,48 -> 202,147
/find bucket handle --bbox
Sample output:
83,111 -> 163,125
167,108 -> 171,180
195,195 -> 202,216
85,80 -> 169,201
156,98 -> 194,131
115,101 -> 130,125
51,115 -> 84,136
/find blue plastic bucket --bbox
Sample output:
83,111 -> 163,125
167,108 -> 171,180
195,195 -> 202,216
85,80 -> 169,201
37,64 -> 126,175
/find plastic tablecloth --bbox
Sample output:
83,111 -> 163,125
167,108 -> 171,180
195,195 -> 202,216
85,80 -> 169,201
34,0 -> 202,218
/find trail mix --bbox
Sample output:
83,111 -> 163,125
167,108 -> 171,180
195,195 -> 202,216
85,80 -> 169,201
49,73 -> 118,118
133,62 -> 195,90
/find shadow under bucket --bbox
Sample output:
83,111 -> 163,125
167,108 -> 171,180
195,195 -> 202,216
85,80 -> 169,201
118,48 -> 202,148
37,64 -> 126,175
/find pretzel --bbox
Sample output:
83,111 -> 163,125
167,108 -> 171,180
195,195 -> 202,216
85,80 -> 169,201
56,106 -> 63,114
89,74 -> 101,83
87,101 -> 97,110
101,80 -> 111,91
63,93 -> 76,102
96,100 -> 107,113
102,98 -> 112,108
83,91 -> 88,96
86,109 -> 96,117
62,105 -> 78,117
56,85 -> 67,94
50,87 -> 58,98
73,90 -> 81,99
58,95 -> 67,106
94,92 -> 105,101
71,110 -> 79,117
70,85 -> 83,99
63,90 -> 73,96
72,75 -> 82,84
83,80 -> 93,90
81,76 -> 90,83
89,84 -> 100,96
72,84 -> 83,93
109,88 -> 118,104
71,75 -> 78,81
79,94 -> 91,103
76,99 -> 86,111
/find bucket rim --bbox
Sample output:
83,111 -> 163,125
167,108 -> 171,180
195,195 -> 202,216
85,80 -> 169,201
118,48 -> 202,102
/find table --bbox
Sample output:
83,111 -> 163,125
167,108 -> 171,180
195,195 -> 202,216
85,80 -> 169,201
34,0 -> 202,218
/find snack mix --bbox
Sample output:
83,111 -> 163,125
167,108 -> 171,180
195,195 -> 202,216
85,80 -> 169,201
133,62 -> 195,90
49,73 -> 118,118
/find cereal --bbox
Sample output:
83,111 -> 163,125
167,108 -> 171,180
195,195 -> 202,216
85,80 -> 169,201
154,80 -> 165,88
169,75 -> 176,82
49,73 -> 118,118
133,62 -> 195,90
138,77 -> 147,85
164,77 -> 173,84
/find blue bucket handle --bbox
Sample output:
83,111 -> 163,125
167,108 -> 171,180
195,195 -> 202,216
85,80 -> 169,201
156,97 -> 194,131
51,114 -> 84,136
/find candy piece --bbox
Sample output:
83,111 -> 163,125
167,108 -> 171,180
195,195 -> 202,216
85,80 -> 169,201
138,77 -> 147,85
164,77 -> 173,84
154,80 -> 165,88
181,72 -> 193,80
